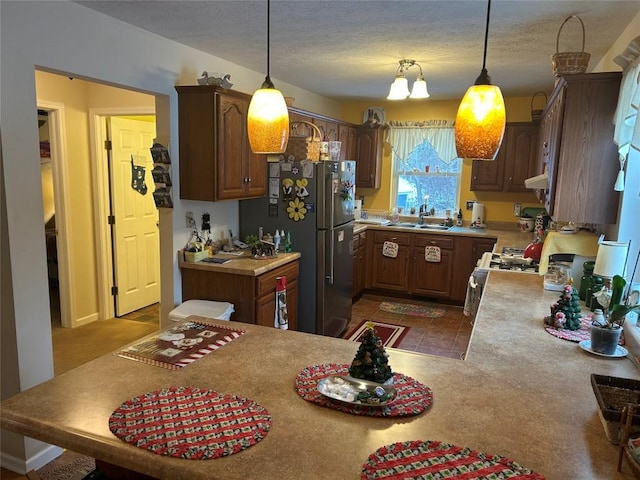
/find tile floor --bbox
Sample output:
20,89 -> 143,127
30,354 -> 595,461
346,294 -> 473,360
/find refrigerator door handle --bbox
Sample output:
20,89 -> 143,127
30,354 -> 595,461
327,233 -> 334,285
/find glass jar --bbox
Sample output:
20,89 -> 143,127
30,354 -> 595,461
579,261 -> 595,301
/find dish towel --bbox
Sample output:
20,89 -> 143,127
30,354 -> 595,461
539,231 -> 600,275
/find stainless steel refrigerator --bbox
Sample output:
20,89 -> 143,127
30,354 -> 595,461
239,160 -> 355,337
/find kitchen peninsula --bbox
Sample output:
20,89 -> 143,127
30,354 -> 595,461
2,270 -> 639,479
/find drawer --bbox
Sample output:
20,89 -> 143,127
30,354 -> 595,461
414,235 -> 454,250
256,261 -> 299,297
352,234 -> 360,249
372,231 -> 411,246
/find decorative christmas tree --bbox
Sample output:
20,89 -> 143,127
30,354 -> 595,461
550,284 -> 582,331
348,322 -> 393,384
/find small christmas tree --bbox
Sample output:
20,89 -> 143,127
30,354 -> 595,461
348,322 -> 393,384
550,284 -> 582,331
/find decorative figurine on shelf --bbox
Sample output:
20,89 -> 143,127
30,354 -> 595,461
548,283 -> 582,331
197,71 -> 233,89
348,322 -> 394,384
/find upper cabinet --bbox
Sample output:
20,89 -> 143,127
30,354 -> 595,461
470,122 -> 538,192
354,125 -> 385,189
176,86 -> 266,201
537,72 -> 622,224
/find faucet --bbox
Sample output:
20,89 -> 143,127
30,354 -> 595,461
418,204 -> 429,225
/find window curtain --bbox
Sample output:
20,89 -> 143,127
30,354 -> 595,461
388,120 -> 458,172
387,120 -> 458,205
612,36 -> 640,192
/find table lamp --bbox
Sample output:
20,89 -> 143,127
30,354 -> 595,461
594,241 -> 629,280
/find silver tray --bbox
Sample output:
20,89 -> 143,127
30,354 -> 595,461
317,375 -> 397,407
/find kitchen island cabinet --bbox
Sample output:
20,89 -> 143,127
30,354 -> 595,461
176,86 -> 266,201
2,272 -> 638,480
179,252 -> 300,330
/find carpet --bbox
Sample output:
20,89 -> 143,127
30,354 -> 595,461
345,319 -> 409,348
379,301 -> 446,318
33,451 -> 95,480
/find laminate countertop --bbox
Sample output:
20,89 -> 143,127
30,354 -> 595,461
178,250 -> 301,276
2,271 -> 639,479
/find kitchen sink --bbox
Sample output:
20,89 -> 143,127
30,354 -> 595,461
414,224 -> 452,231
386,222 -> 417,227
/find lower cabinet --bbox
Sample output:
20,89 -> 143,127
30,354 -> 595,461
366,229 -> 496,302
370,231 -> 411,292
181,260 -> 299,330
352,231 -> 367,297
450,236 -> 497,301
410,235 -> 454,298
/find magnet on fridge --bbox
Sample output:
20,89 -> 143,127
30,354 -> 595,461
305,203 -> 315,213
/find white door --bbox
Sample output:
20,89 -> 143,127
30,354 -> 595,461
109,116 -> 159,316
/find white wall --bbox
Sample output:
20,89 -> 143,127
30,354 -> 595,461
0,1 -> 340,472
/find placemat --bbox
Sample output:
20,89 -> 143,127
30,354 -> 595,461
544,315 -> 625,345
109,386 -> 271,459
294,363 -> 432,417
361,440 -> 545,479
116,320 -> 246,369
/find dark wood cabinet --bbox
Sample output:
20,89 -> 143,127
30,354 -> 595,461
536,72 -> 621,224
355,125 -> 384,188
176,86 -> 266,201
369,230 -> 410,292
471,123 -> 538,192
450,236 -> 497,301
409,235 -> 454,298
352,231 -> 366,297
181,259 -> 299,330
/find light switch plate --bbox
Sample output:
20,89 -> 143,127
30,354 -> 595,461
465,200 -> 474,211
514,203 -> 522,217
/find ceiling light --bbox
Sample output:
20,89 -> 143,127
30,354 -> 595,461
454,0 -> 506,161
247,0 -> 289,154
387,59 -> 430,100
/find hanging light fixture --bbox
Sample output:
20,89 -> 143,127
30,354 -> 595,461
454,0 -> 505,161
247,0 -> 289,154
387,59 -> 430,100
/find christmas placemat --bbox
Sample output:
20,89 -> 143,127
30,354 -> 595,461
116,320 -> 245,369
361,440 -> 545,479
294,363 -> 432,417
544,315 -> 625,345
109,386 -> 271,459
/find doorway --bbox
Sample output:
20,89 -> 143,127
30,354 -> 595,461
36,70 -> 158,328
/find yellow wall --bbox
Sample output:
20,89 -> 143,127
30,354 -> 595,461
341,96 -> 548,223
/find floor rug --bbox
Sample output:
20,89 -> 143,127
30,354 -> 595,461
34,450 -> 95,480
379,301 -> 445,318
345,319 -> 409,348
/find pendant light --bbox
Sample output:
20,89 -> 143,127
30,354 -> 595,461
247,0 -> 289,154
454,0 -> 505,161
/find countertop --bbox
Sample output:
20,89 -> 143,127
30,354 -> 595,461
2,272 -> 639,479
178,250 -> 301,276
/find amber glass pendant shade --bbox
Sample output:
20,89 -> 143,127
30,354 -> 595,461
455,84 -> 505,161
247,85 -> 289,154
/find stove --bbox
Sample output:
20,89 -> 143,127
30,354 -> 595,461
477,247 -> 540,274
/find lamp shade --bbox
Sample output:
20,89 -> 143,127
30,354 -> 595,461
454,84 -> 506,160
409,76 -> 430,99
247,87 -> 290,154
387,76 -> 410,100
594,241 -> 629,278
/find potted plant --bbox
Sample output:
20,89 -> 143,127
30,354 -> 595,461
590,275 -> 640,355
244,234 -> 262,257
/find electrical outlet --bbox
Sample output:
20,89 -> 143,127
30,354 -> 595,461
514,203 -> 522,217
185,211 -> 195,229
465,200 -> 474,211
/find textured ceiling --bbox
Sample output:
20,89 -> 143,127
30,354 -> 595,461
75,0 -> 639,101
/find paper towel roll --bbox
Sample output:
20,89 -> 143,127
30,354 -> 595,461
354,200 -> 362,220
472,203 -> 485,225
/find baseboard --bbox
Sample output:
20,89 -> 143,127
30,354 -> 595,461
1,444 -> 63,475
74,312 -> 99,327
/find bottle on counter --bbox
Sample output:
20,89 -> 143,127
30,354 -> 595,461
578,261 -> 595,301
285,231 -> 292,253
456,209 -> 463,227
274,230 -> 281,252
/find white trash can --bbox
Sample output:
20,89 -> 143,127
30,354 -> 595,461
169,299 -> 235,322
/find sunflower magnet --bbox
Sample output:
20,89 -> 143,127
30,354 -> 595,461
287,198 -> 307,221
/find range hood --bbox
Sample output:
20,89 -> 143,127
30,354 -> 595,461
524,172 -> 548,189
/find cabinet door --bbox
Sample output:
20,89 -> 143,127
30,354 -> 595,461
312,118 -> 329,141
355,126 -> 382,189
338,124 -> 350,160
216,92 -> 250,200
371,243 -> 409,291
470,148 -> 505,191
542,87 -> 566,215
245,149 -> 267,198
504,124 -> 538,192
256,278 -> 298,331
410,248 -> 453,298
